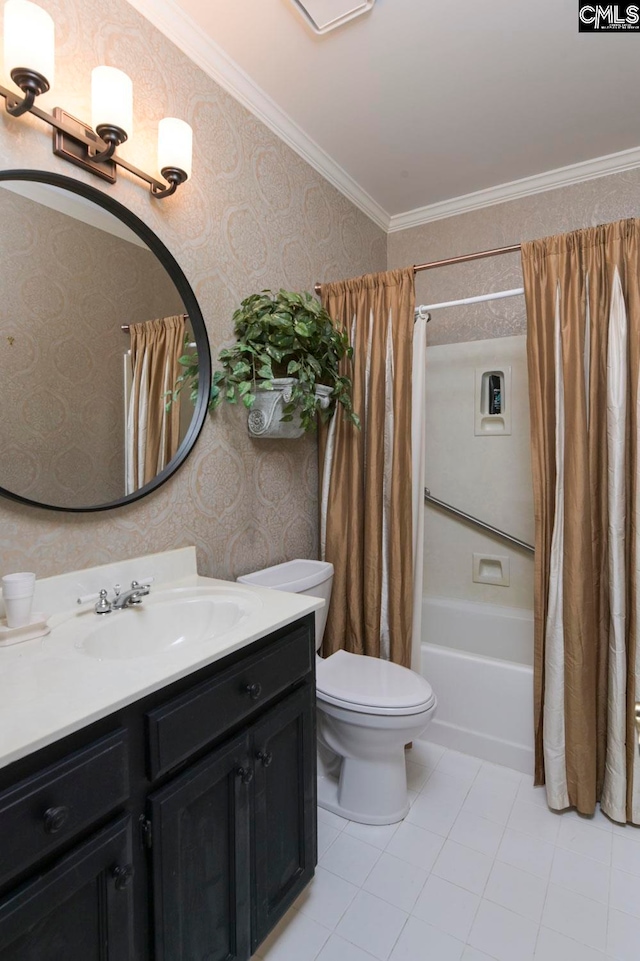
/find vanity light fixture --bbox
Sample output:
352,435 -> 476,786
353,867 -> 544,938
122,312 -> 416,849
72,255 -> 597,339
0,0 -> 192,198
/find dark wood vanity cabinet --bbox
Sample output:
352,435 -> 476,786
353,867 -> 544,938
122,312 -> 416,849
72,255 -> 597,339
0,615 -> 317,961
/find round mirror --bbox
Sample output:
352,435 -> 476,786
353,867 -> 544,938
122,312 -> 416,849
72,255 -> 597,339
0,170 -> 211,512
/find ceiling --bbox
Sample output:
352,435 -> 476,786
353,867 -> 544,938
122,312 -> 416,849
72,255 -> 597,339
127,0 -> 640,230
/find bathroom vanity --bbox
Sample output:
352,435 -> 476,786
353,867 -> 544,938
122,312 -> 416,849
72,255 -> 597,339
0,549 -> 320,960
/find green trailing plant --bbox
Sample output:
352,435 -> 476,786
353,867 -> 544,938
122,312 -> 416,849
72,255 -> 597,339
172,289 -> 359,433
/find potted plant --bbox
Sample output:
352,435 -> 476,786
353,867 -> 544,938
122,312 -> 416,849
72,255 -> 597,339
174,289 -> 359,438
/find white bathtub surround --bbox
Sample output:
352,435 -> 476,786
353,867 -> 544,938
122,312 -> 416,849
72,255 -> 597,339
252,743 -> 640,961
524,226 -> 640,824
0,547 -> 321,769
420,596 -> 534,772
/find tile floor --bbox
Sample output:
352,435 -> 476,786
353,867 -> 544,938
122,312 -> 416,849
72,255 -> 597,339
252,741 -> 640,961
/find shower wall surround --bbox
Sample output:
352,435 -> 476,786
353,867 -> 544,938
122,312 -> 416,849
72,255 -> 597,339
0,0 -> 385,578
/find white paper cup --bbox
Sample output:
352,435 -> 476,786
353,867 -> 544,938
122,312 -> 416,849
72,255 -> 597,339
2,572 -> 35,627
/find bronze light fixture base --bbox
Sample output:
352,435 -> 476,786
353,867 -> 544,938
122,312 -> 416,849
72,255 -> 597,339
152,167 -> 188,199
6,68 -> 50,118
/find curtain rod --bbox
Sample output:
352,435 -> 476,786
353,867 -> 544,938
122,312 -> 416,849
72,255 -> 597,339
314,242 -> 522,295
121,316 -> 190,331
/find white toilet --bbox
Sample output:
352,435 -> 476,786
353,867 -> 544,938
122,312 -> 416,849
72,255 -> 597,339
238,559 -> 437,825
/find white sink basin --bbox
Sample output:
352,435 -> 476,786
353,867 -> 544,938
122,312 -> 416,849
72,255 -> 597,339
77,587 -> 262,660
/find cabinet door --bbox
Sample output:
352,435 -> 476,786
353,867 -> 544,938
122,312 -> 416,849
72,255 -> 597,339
149,733 -> 251,961
251,684 -> 316,950
0,816 -> 134,961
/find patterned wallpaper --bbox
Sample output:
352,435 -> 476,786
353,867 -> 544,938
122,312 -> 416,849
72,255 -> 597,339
388,168 -> 640,345
0,0 -> 386,580
0,188 -> 183,508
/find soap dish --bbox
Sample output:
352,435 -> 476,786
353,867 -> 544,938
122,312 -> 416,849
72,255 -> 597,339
0,613 -> 50,646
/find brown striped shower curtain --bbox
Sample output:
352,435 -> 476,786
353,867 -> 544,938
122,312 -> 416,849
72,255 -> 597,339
523,220 -> 640,823
319,268 -> 416,668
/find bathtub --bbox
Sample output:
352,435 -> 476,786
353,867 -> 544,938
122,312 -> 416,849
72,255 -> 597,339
420,596 -> 535,774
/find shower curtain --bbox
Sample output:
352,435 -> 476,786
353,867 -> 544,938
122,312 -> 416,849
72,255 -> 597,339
523,220 -> 640,823
126,315 -> 185,494
319,268 -> 419,669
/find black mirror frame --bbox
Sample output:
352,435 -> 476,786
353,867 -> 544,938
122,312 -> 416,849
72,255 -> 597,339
0,169 -> 212,513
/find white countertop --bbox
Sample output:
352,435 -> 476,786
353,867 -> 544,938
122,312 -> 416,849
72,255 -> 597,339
0,549 -> 321,771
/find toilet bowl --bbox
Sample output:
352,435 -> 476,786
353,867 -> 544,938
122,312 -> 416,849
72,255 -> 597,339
238,559 -> 437,824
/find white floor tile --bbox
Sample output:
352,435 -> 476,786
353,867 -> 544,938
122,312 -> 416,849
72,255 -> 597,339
462,780 -> 517,826
385,820 -> 445,871
468,899 -> 538,961
612,833 -> 640,878
406,739 -> 445,771
549,846 -> 610,903
436,750 -> 483,786
607,908 -> 640,961
541,883 -> 607,952
344,819 -> 400,851
461,949 -> 497,961
484,860 -> 547,923
419,769 -> 473,804
405,760 -> 430,793
507,799 -> 561,845
363,852 -> 429,912
610,867 -> 640,920
432,840 -> 493,895
449,810 -> 505,859
319,833 -> 381,887
335,891 -> 408,961
258,747 -> 640,961
534,926 -> 607,961
318,807 -> 350,831
318,822 -> 340,858
412,875 -> 480,941
405,789 -> 462,837
475,761 -> 522,789
556,817 -> 613,865
259,909 -> 331,961
389,916 -> 464,961
517,775 -> 550,809
316,934 -> 377,961
496,828 -> 555,879
295,867 -> 359,929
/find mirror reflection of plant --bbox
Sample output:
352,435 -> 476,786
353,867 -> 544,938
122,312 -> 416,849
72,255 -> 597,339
174,290 -> 359,433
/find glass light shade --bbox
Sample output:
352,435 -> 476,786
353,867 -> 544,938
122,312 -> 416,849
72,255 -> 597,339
91,66 -> 133,136
158,118 -> 192,180
3,0 -> 55,86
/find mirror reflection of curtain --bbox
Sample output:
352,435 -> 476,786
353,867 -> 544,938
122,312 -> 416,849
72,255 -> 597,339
126,315 -> 186,493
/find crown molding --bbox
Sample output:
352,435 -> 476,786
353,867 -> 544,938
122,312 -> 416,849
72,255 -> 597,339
124,0 -> 390,231
388,145 -> 640,232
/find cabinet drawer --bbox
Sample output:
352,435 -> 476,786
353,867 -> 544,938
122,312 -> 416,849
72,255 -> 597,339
147,624 -> 312,780
0,729 -> 128,888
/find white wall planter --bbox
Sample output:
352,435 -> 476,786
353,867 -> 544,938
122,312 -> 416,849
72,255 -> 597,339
247,378 -> 333,439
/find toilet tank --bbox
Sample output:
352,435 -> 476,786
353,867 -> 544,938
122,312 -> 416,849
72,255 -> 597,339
238,560 -> 333,651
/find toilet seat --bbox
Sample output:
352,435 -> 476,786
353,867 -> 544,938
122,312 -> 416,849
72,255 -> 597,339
316,650 -> 436,716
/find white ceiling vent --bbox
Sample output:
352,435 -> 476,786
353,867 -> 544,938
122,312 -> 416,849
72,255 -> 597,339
287,0 -> 375,34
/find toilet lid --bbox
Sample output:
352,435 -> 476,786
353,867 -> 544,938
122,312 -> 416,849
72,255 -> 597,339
316,650 -> 435,713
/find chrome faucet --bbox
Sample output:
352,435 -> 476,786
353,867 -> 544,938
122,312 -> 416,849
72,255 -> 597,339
111,580 -> 151,610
